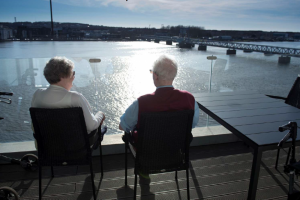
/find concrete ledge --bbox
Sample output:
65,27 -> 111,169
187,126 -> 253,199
0,125 -> 239,164
191,126 -> 239,146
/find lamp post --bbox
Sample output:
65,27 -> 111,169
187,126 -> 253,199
206,55 -> 217,126
207,55 -> 217,93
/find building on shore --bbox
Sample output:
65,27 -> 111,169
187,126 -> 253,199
0,25 -> 13,40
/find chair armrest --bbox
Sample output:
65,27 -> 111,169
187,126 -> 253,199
265,95 -> 287,100
124,131 -> 136,147
91,126 -> 107,150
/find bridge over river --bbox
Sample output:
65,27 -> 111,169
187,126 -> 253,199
143,35 -> 300,63
197,41 -> 300,58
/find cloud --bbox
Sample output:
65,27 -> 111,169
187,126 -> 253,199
51,0 -> 300,30
52,0 -> 299,17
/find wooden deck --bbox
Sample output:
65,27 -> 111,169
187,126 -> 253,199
0,142 -> 298,200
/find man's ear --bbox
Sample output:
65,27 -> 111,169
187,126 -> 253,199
154,73 -> 158,80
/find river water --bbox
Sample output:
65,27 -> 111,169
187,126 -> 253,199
0,41 -> 299,142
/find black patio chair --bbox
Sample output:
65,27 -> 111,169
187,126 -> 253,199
29,107 -> 103,200
266,76 -> 300,169
266,75 -> 300,108
124,110 -> 194,200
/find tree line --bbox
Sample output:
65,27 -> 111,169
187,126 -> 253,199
161,25 -> 205,38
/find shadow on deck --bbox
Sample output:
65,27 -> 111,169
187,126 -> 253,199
0,142 -> 297,200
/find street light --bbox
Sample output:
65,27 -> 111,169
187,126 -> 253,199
206,55 -> 217,127
207,55 -> 217,93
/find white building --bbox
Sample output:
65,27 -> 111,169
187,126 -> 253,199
0,25 -> 13,40
0,26 -> 13,39
84,30 -> 109,38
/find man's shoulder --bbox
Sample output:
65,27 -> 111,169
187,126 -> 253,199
174,89 -> 194,96
138,92 -> 155,100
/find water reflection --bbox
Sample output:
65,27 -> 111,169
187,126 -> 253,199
0,41 -> 300,142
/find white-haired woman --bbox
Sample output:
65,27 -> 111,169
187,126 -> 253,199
31,57 -> 105,148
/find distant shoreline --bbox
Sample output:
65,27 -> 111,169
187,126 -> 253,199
1,39 -> 299,43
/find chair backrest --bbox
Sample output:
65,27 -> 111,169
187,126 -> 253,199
285,76 -> 300,108
29,107 -> 91,166
136,110 -> 194,174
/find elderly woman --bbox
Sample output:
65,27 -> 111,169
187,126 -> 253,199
31,57 -> 105,147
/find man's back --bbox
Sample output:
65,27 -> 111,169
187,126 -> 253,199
137,87 -> 195,127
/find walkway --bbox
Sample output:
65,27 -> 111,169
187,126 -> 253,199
0,142 -> 297,199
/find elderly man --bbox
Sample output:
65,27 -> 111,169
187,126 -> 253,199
119,55 -> 199,145
31,57 -> 106,148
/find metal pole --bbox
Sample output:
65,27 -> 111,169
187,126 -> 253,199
50,0 -> 54,36
209,59 -> 213,93
206,60 -> 213,126
206,55 -> 217,127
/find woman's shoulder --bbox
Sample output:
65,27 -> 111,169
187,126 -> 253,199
33,88 -> 46,96
68,90 -> 87,102
69,90 -> 83,97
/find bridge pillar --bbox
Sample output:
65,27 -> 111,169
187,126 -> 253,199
166,40 -> 172,45
227,49 -> 236,55
198,45 -> 207,51
243,50 -> 252,53
278,56 -> 291,64
154,39 -> 160,43
264,52 -> 273,56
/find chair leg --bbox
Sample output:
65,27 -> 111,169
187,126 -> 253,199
134,169 -> 137,200
39,164 -> 42,200
90,162 -> 96,200
125,139 -> 128,186
186,169 -> 190,200
275,148 -> 280,169
175,170 -> 178,180
285,147 -> 292,166
51,165 -> 54,177
100,142 -> 103,178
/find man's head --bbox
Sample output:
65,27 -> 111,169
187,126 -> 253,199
152,55 -> 178,87
44,57 -> 75,90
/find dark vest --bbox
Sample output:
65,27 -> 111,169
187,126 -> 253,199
133,87 -> 195,143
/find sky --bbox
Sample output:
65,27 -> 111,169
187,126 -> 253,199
0,0 -> 300,32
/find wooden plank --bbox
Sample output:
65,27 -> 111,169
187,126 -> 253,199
215,106 -> 300,119
234,120 -> 300,136
194,94 -> 270,102
196,97 -> 279,107
202,101 -> 291,112
224,112 -> 300,126
247,131 -> 300,146
192,91 -> 260,98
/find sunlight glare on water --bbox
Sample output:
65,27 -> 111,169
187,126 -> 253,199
0,41 -> 299,142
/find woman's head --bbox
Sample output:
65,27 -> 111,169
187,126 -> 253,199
44,57 -> 74,84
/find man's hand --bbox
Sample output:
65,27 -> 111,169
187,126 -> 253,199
119,124 -> 124,131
